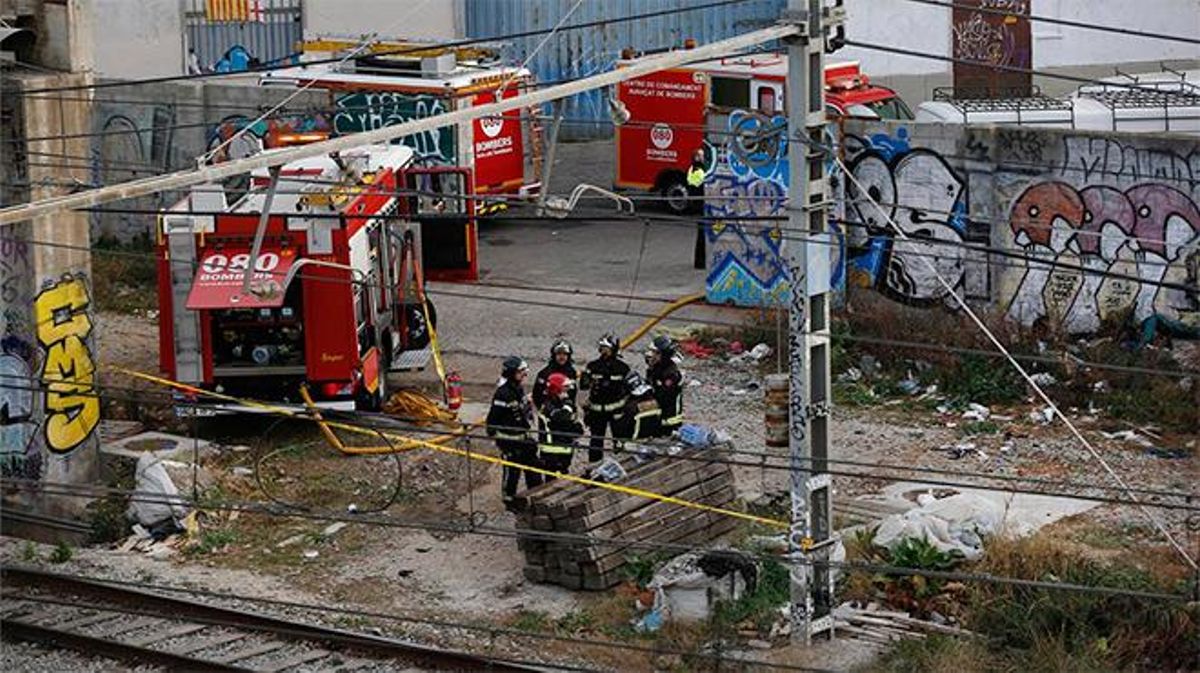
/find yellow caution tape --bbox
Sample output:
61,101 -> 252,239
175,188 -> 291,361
116,367 -> 787,530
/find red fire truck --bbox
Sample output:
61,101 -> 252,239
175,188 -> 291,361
259,40 -> 542,211
614,54 -> 911,212
157,141 -> 476,413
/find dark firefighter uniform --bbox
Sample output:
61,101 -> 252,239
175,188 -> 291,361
537,382 -> 583,481
647,357 -> 683,436
580,334 -> 630,463
486,357 -> 541,505
613,374 -> 663,441
532,340 -> 578,409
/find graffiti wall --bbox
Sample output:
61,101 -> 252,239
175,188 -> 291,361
705,117 -> 1199,337
843,120 -> 1199,336
332,91 -> 457,165
702,111 -> 844,307
1,228 -> 39,480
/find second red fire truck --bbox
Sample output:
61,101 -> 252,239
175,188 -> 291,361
614,53 -> 911,212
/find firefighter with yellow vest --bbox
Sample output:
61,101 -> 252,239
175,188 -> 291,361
614,372 -> 663,442
687,148 -> 707,268
536,372 -> 583,481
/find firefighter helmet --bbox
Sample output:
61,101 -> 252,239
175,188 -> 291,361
551,339 -> 573,359
546,372 -> 572,399
597,333 -> 620,353
625,371 -> 652,397
502,356 -> 528,378
649,335 -> 676,357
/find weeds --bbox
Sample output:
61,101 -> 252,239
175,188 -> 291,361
623,552 -> 669,587
20,540 -> 38,563
49,541 -> 74,564
187,529 -> 238,556
509,609 -> 550,633
711,558 -> 790,633
91,235 -> 157,313
959,420 -> 1000,436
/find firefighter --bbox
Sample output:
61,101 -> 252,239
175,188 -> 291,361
486,356 -> 541,510
613,372 -> 663,442
532,339 -> 578,409
580,333 -> 630,464
645,335 -> 684,436
537,372 -> 583,481
688,148 -> 707,269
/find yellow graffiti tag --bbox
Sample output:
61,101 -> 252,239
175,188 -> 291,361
34,277 -> 99,454
35,277 -> 93,346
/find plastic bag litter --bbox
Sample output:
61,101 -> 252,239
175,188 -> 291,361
127,453 -> 189,528
873,492 -> 1005,560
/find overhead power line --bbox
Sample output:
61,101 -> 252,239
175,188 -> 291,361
901,0 -> 1200,46
7,480 -> 1194,603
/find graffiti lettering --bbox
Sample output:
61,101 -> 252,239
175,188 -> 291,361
1060,137 -> 1200,197
952,12 -> 1017,67
333,92 -> 456,164
844,128 -> 973,306
34,276 -> 99,454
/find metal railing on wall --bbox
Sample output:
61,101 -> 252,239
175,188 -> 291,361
185,0 -> 303,74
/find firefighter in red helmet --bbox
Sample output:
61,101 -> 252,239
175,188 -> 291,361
537,372 -> 583,481
486,356 -> 540,510
533,338 -> 578,409
579,333 -> 630,464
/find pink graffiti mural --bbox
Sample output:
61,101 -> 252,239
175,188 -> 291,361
1008,181 -> 1200,332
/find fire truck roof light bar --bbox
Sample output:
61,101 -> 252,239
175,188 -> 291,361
0,23 -> 799,227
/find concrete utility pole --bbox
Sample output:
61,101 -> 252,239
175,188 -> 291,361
784,0 -> 841,643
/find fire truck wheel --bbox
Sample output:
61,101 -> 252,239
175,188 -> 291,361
402,300 -> 438,349
661,178 -> 692,215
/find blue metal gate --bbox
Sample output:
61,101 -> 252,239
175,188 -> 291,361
185,0 -> 302,73
464,0 -> 787,139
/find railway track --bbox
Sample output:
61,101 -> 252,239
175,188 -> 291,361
1,566 -> 539,672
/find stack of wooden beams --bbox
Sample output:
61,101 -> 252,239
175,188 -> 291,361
515,447 -> 739,590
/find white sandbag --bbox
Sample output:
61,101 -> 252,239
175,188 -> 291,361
127,452 -> 189,527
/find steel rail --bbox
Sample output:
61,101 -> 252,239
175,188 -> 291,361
1,565 -> 537,671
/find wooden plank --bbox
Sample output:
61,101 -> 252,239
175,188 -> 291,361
572,484 -> 737,563
579,495 -> 739,574
127,623 -> 209,647
218,641 -> 286,664
580,517 -> 742,590
582,470 -> 734,538
169,632 -> 246,655
563,462 -> 730,532
260,649 -> 332,672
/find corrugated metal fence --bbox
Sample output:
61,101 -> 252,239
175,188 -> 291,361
185,0 -> 302,73
464,0 -> 787,139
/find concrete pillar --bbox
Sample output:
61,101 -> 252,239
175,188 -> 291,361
2,70 -> 99,529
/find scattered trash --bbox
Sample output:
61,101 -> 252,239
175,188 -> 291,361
321,522 -> 348,537
302,550 -> 319,560
680,340 -> 716,359
678,424 -> 716,448
1093,380 -> 1110,394
747,343 -> 772,361
1100,430 -> 1154,448
231,466 -> 253,477
859,355 -> 881,378
1179,377 -> 1194,392
634,605 -> 665,633
746,639 -> 772,650
728,341 -> 745,355
962,403 -> 990,422
897,377 -> 921,395
347,503 -> 359,514
591,457 -> 627,483
1144,447 -> 1188,460
1029,372 -> 1057,387
1028,406 -> 1055,424
648,550 -> 755,622
276,534 -> 306,548
837,367 -> 863,383
944,442 -> 976,460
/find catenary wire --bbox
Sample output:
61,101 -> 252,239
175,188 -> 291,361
6,480 -> 1194,603
0,374 -> 1195,510
7,227 -> 1199,381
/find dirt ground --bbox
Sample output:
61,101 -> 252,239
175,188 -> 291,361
16,139 -> 1196,671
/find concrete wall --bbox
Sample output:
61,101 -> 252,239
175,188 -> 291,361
91,0 -> 184,79
88,79 -> 330,242
3,70 -> 101,520
302,0 -> 460,41
704,115 -> 1200,337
